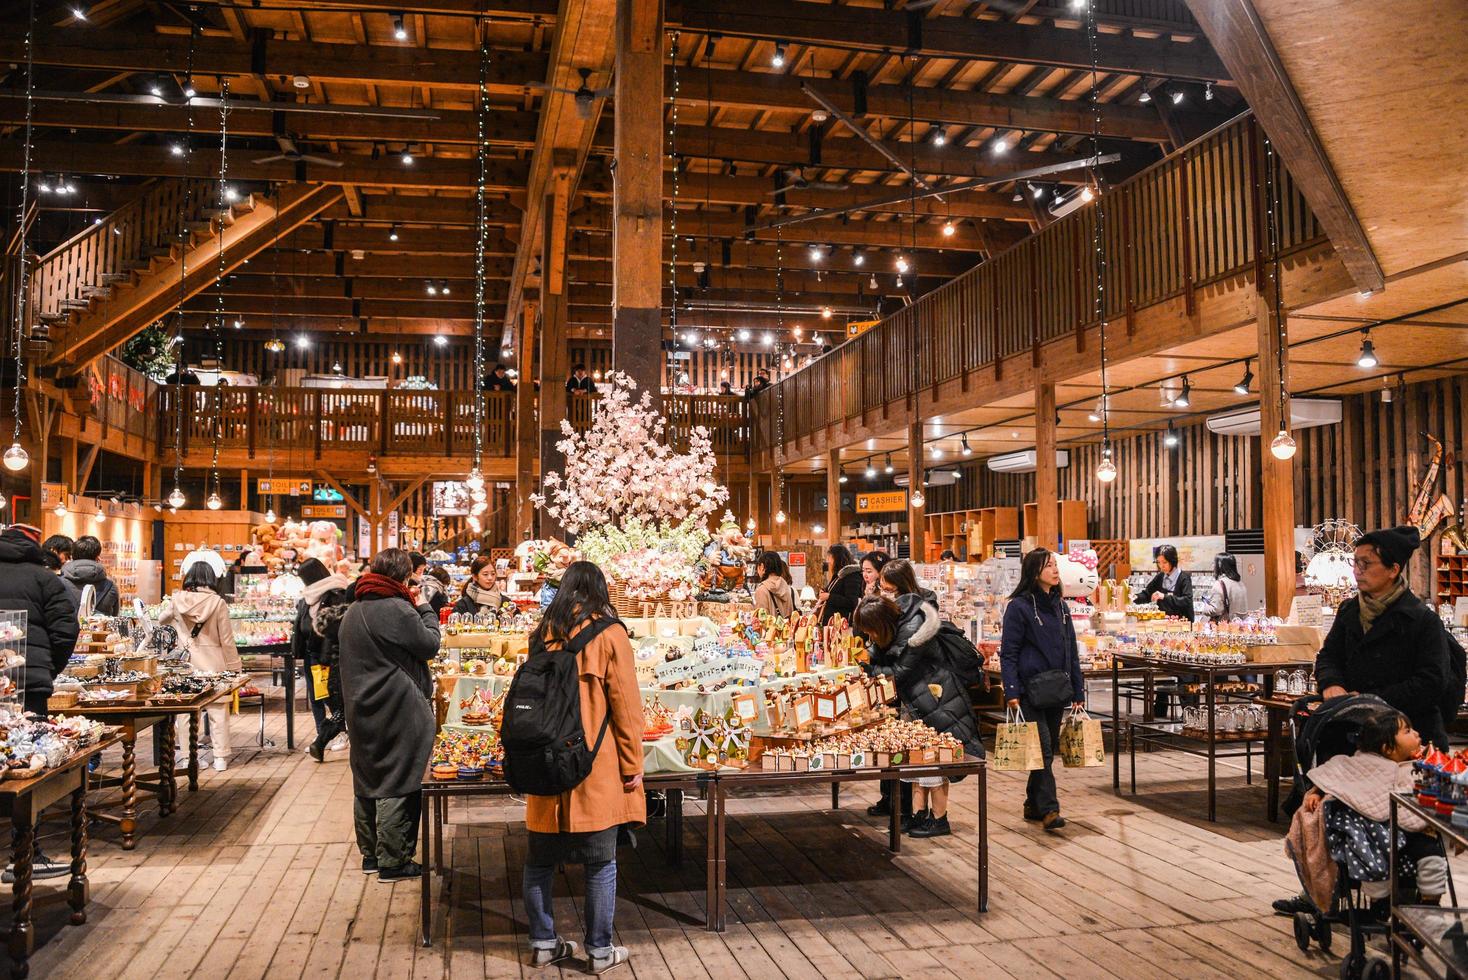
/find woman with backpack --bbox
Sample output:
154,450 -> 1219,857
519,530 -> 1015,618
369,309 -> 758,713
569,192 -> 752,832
338,548 -> 441,881
511,561 -> 645,973
852,591 -> 984,839
752,551 -> 795,616
159,563 -> 242,771
999,547 -> 1086,833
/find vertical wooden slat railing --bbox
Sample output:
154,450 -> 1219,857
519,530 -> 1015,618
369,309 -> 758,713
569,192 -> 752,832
756,113 -> 1330,455
30,178 -> 215,324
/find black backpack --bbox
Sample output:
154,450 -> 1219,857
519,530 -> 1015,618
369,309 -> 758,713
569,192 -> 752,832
1439,623 -> 1467,728
501,617 -> 621,796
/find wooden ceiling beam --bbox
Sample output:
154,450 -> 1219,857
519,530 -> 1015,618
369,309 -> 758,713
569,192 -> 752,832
669,0 -> 1231,82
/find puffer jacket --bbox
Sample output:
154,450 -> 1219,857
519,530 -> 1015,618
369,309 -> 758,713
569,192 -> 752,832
819,564 -> 864,626
0,529 -> 80,704
60,558 -> 120,616
867,594 -> 983,758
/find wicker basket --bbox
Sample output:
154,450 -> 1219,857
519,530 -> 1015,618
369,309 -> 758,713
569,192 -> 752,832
608,579 -> 673,619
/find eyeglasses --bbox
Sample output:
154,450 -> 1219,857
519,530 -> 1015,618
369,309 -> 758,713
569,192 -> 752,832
1352,557 -> 1380,571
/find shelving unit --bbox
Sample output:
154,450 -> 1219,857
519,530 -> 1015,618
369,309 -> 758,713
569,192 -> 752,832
921,507 -> 1018,562
1437,554 -> 1468,604
1388,792 -> 1468,979
1021,499 -> 1088,548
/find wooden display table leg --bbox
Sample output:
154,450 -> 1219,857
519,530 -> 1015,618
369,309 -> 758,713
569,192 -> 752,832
977,766 -> 989,914
188,713 -> 200,792
8,793 -> 33,979
68,777 -> 88,926
419,792 -> 433,948
831,782 -> 840,809
119,731 -> 138,851
886,780 -> 902,853
159,722 -> 177,817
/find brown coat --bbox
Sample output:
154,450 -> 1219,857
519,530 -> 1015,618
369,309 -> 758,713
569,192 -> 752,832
523,620 -> 647,834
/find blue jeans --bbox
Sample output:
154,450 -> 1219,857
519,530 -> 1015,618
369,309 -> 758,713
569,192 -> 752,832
523,860 -> 617,956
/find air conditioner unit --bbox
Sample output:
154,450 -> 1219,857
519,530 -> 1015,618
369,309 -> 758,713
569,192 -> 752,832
1205,398 -> 1342,436
893,470 -> 960,488
986,450 -> 1070,474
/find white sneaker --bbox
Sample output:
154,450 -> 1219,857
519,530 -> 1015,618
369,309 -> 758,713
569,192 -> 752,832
326,733 -> 349,753
213,757 -> 228,772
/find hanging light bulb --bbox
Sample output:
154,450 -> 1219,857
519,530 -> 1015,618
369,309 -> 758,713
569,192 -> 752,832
774,509 -> 787,525
0,491 -> 6,510
94,509 -> 107,524
1270,429 -> 1297,460
1080,186 -> 1095,203
942,221 -> 956,237
2,443 -> 29,472
868,274 -> 879,291
265,508 -> 277,523
168,487 -> 186,508
54,502 -> 67,517
390,351 -> 402,365
465,466 -> 485,491
895,256 -> 909,274
206,491 -> 223,510
910,490 -> 925,509
1096,450 -> 1118,484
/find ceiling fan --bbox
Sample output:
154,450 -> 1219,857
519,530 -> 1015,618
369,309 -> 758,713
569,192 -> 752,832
254,135 -> 343,168
770,167 -> 852,195
526,67 -> 614,120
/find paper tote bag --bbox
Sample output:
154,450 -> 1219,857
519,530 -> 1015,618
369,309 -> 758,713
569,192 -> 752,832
1059,707 -> 1106,768
993,706 -> 1045,772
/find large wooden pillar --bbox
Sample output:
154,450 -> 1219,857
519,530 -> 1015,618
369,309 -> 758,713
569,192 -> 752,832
611,0 -> 664,408
514,302 -> 538,542
1034,382 -> 1059,551
907,420 -> 925,561
1257,289 -> 1295,617
826,449 -> 842,545
539,173 -> 571,538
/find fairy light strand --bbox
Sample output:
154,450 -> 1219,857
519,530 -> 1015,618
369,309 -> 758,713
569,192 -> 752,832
471,20 -> 490,473
207,76 -> 232,506
169,23 -> 201,504
7,0 -> 37,463
668,31 -> 681,342
1085,0 -> 1114,475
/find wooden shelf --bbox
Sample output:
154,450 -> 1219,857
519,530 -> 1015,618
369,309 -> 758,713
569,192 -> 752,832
922,507 -> 1018,563
1438,554 -> 1468,603
1021,499 -> 1088,548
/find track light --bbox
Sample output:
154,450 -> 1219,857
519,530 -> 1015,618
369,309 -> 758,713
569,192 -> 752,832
1172,375 -> 1191,409
1088,396 -> 1106,422
426,281 -> 438,295
853,250 -> 865,267
1205,82 -> 1214,101
401,145 -> 414,165
1171,89 -> 1184,105
1234,360 -> 1254,395
388,224 -> 400,241
392,12 -> 408,40
820,307 -> 832,319
295,334 -> 311,349
434,335 -> 448,347
736,328 -> 750,342
1031,184 -> 1045,199
182,80 -> 196,98
809,245 -> 822,262
71,5 -> 88,20
961,433 -> 972,457
1138,89 -> 1151,104
150,80 -> 164,97
1164,421 -> 1179,448
883,454 -> 894,475
1356,330 -> 1378,368
864,461 -> 877,480
761,332 -> 773,347
1012,190 -> 1023,203
170,143 -> 185,157
932,129 -> 946,147
838,470 -> 848,484
772,41 -> 787,68
991,139 -> 1008,155
930,444 -> 943,459
895,256 -> 909,274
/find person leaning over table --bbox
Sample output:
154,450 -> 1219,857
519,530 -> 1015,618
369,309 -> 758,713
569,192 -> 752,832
516,561 -> 645,974
338,548 -> 441,881
999,547 -> 1086,833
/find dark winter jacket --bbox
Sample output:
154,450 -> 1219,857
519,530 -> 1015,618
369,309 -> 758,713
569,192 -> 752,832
60,558 -> 120,616
819,564 -> 865,627
1138,569 -> 1195,620
0,529 -> 80,704
1315,589 -> 1452,749
312,584 -> 354,668
866,594 -> 983,758
999,590 -> 1084,704
339,590 -> 440,798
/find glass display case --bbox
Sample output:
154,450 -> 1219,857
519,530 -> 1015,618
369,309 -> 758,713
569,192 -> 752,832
0,610 -> 27,724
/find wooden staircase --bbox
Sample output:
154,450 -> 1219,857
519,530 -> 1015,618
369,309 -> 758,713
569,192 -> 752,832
32,179 -> 344,372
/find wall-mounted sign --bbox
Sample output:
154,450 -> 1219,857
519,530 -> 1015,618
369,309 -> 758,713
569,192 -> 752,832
313,485 -> 344,502
431,481 -> 470,517
258,479 -> 311,496
301,504 -> 347,519
855,490 -> 908,513
41,483 -> 67,509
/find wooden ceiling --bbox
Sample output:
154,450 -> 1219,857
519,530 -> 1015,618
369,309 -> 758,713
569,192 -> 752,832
2,0 -> 1245,356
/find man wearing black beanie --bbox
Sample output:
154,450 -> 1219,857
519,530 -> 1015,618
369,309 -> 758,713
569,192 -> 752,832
1315,525 -> 1456,750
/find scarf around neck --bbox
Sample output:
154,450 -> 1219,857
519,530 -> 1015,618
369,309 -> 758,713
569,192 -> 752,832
1359,577 -> 1408,633
354,572 -> 413,603
464,580 -> 504,609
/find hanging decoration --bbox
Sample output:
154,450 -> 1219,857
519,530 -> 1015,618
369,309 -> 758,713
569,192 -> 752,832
667,31 -> 682,344
1262,135 -> 1296,461
3,0 -> 38,474
205,76 -> 233,513
167,23 -> 202,509
1084,3 -> 1117,485
465,20 -> 491,528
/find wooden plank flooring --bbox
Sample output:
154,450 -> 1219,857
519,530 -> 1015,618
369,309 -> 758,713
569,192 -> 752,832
5,691 -> 1408,979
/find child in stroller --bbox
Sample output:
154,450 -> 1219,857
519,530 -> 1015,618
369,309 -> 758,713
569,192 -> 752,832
1286,705 -> 1448,977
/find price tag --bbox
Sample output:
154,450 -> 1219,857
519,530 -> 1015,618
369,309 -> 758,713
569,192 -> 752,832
655,657 -> 697,683
729,657 -> 764,684
690,657 -> 731,685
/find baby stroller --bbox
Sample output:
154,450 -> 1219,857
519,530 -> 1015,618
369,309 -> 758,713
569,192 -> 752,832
1282,693 -> 1396,980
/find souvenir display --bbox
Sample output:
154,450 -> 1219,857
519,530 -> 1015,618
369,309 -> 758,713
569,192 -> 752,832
760,719 -> 965,772
429,729 -> 502,780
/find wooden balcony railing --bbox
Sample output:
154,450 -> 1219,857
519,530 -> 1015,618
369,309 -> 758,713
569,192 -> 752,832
31,178 -> 215,323
751,114 -> 1328,455
158,388 -> 750,461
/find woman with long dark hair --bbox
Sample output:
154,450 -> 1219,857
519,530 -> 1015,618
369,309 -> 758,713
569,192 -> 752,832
1197,553 -> 1248,622
519,561 -> 645,973
160,562 -> 242,770
817,543 -> 864,626
999,547 -> 1085,832
860,550 -> 891,596
878,558 -> 937,606
454,554 -> 514,615
752,551 -> 794,617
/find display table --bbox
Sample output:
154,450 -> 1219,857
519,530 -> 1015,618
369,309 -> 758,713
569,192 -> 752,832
1389,792 -> 1468,979
1256,692 -> 1306,823
242,645 -> 297,749
0,731 -> 121,979
1113,653 -> 1311,821
71,677 -> 253,848
418,755 -> 987,943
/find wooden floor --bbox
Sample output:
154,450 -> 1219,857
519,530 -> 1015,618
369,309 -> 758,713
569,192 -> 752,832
9,691 -> 1380,979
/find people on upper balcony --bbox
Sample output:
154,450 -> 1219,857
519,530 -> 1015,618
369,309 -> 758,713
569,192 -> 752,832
482,363 -> 516,391
566,364 -> 595,395
744,374 -> 771,400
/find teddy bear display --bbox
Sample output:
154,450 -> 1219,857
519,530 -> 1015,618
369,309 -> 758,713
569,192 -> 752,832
303,520 -> 344,565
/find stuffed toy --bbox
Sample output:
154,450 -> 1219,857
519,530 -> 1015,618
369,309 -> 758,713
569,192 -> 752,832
304,520 -> 343,565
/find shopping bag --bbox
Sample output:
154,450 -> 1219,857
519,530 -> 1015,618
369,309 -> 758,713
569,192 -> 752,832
310,664 -> 331,700
992,706 -> 1045,772
1059,706 -> 1105,768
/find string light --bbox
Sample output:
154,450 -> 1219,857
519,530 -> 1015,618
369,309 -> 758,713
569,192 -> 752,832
5,0 -> 38,475
1084,0 -> 1116,485
468,24 -> 492,504
667,31 -> 681,339
1263,133 -> 1297,462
